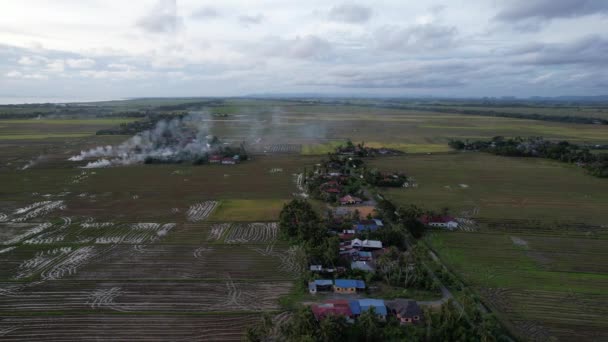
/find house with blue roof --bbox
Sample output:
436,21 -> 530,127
358,298 -> 387,319
333,279 -> 366,294
354,219 -> 384,232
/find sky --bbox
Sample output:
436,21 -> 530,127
0,0 -> 607,100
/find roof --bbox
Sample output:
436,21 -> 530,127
353,239 -> 382,249
314,279 -> 334,286
419,215 -> 456,224
339,195 -> 362,203
335,206 -> 377,219
334,279 -> 365,289
349,300 -> 361,315
386,299 -> 422,317
209,155 -> 222,160
325,188 -> 341,194
358,299 -> 387,316
312,303 -> 352,319
351,261 -> 374,272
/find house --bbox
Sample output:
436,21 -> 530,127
221,157 -> 236,165
354,251 -> 372,261
357,299 -> 387,319
354,219 -> 383,232
312,300 -> 353,320
339,195 -> 363,205
334,206 -> 377,220
209,155 -> 222,163
386,299 -> 423,324
419,215 -> 458,230
309,279 -> 334,294
334,279 -> 366,293
350,239 -> 383,250
338,229 -> 356,240
324,188 -> 341,194
351,261 -> 374,272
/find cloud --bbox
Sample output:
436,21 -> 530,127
5,70 -> 47,80
66,58 -> 95,68
46,60 -> 65,73
191,6 -> 220,19
136,0 -> 183,33
18,56 -> 48,66
258,35 -> 333,60
496,0 -> 608,21
513,35 -> 608,66
238,14 -> 264,26
328,3 -> 372,23
375,23 -> 458,51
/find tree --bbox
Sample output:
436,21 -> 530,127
354,308 -> 383,342
319,315 -> 348,342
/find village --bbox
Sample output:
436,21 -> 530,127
289,142 -> 462,328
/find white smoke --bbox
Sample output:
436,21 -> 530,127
69,113 -> 216,168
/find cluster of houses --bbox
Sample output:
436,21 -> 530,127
308,279 -> 366,295
208,154 -> 241,165
311,298 -> 423,325
340,238 -> 384,272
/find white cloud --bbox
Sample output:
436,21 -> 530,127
46,59 -> 65,73
66,58 -> 95,68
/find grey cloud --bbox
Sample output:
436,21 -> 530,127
238,14 -> 264,26
375,23 -> 457,51
496,0 -> 608,21
513,35 -> 608,66
312,61 -> 473,89
191,6 -> 219,19
136,0 -> 183,33
328,3 -> 372,23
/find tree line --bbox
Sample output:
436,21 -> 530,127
449,136 -> 608,178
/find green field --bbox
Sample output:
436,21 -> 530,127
209,199 -> 289,221
369,153 -> 608,225
426,231 -> 608,341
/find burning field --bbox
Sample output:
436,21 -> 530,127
68,113 -> 247,168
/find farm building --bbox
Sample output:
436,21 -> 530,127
309,279 -> 334,294
354,219 -> 383,232
339,195 -> 363,205
386,299 -> 423,324
356,299 -> 387,319
351,261 -> 374,272
209,154 -> 222,163
334,279 -> 366,294
350,238 -> 383,250
419,215 -> 458,230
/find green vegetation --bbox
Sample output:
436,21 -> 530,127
369,153 -> 608,224
209,199 -> 288,221
449,136 -> 608,177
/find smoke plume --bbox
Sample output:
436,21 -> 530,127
68,113 -> 215,168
